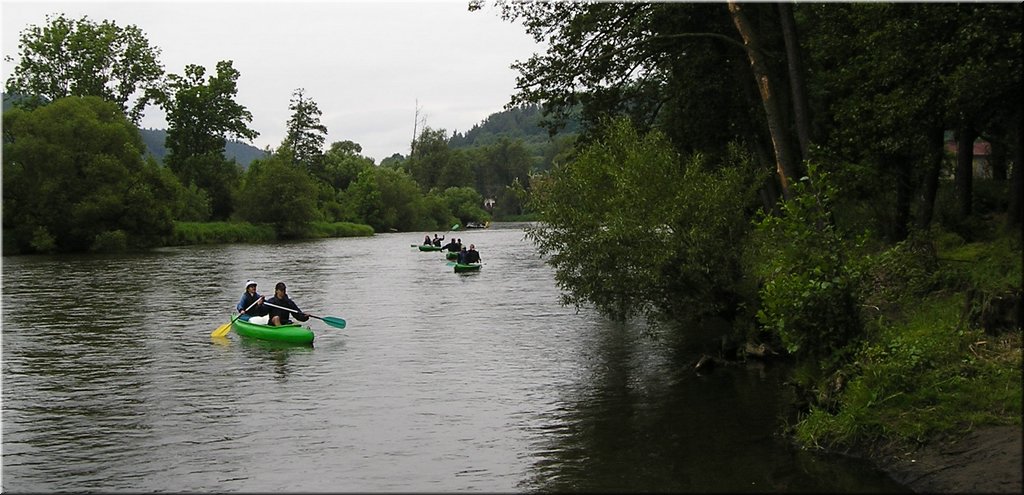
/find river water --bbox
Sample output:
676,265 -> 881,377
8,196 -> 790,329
1,222 -> 908,492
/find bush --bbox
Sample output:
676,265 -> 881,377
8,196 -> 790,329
90,230 -> 128,252
748,165 -> 865,376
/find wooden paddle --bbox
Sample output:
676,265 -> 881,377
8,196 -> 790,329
262,301 -> 347,329
211,298 -> 262,337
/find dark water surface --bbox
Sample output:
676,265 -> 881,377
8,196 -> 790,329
1,223 -> 908,492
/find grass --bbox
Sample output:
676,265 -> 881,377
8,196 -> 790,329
170,220 -> 374,245
791,222 -> 1022,452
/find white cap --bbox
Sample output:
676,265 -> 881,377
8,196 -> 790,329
244,280 -> 257,289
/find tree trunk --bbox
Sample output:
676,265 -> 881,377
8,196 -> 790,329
888,154 -> 912,242
778,2 -> 811,159
917,127 -> 946,231
728,1 -> 802,200
989,138 -> 1008,181
955,124 -> 977,217
1007,123 -> 1023,229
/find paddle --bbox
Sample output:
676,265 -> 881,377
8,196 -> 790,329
262,301 -> 347,329
211,298 -> 261,337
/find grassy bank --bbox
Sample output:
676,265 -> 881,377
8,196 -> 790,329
170,221 -> 374,246
790,220 -> 1022,454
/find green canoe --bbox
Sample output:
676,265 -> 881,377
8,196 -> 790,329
453,263 -> 482,273
418,245 -> 443,251
233,318 -> 314,345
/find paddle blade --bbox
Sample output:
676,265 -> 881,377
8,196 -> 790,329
322,316 -> 347,329
446,261 -> 456,266
211,321 -> 232,337
451,224 -> 460,231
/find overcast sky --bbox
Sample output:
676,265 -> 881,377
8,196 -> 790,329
1,0 -> 543,163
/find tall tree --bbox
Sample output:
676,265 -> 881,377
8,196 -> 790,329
162,60 -> 257,219
281,88 -> 328,174
2,96 -> 176,252
409,126 -> 456,191
4,14 -> 165,123
491,1 -> 803,199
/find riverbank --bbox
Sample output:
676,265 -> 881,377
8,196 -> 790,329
876,424 -> 1022,494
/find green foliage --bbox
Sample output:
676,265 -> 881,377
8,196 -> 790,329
2,96 -> 176,253
91,229 -> 128,252
308,221 -> 375,238
163,60 -> 256,219
346,166 -> 431,232
748,166 -> 865,373
528,118 -> 755,321
171,221 -> 276,245
281,88 -> 327,173
4,13 -> 165,123
793,295 -> 1022,450
236,155 -> 319,238
320,140 -> 374,191
440,187 -> 489,226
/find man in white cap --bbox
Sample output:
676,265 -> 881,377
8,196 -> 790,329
236,280 -> 266,321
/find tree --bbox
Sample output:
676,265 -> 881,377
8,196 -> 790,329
163,60 -> 257,219
236,155 -> 319,238
408,126 -> 456,191
346,166 -> 429,232
4,14 -> 165,124
281,88 -> 328,174
491,1 -> 803,201
440,186 -> 490,226
2,96 -> 176,252
320,140 -> 374,191
527,118 -> 755,321
475,137 -> 532,198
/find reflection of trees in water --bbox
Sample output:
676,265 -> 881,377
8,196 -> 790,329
517,320 -> 901,493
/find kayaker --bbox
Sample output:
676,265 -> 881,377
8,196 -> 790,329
236,280 -> 267,321
441,238 -> 460,252
423,234 -> 432,245
432,234 -> 444,247
456,245 -> 468,264
265,282 -> 310,326
464,244 -> 481,264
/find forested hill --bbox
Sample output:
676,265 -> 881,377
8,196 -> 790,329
448,103 -> 580,171
449,104 -> 580,148
139,128 -> 267,168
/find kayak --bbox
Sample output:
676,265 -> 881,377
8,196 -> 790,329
418,245 -> 443,251
453,263 -> 482,273
233,318 -> 314,345
446,251 -> 459,260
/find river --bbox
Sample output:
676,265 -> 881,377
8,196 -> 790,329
1,222 -> 908,492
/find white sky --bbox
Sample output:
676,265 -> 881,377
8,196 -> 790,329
1,0 -> 543,163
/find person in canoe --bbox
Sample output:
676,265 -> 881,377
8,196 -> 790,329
236,280 -> 267,321
464,244 -> 481,264
432,234 -> 445,247
442,237 -> 460,252
266,282 -> 310,326
422,234 -> 432,246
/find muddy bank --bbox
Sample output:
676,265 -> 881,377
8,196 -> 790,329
875,425 -> 1022,494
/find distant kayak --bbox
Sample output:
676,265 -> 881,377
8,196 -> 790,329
233,318 -> 314,345
453,263 -> 482,273
418,245 -> 443,251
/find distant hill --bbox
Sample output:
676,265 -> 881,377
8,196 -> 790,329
448,104 -> 581,171
139,128 -> 267,168
449,103 -> 580,149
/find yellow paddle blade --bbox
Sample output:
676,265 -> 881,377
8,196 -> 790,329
210,321 -> 232,337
